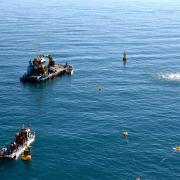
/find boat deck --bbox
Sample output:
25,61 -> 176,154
48,64 -> 67,78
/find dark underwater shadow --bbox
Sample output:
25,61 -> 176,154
0,158 -> 17,169
0,158 -> 32,178
19,74 -> 74,107
20,73 -> 73,90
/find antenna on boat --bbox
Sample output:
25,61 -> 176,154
22,124 -> 25,129
32,41 -> 41,56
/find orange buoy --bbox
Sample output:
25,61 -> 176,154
21,155 -> 31,161
21,147 -> 31,161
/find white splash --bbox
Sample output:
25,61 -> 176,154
159,72 -> 180,81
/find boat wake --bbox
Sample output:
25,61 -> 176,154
159,72 -> 180,81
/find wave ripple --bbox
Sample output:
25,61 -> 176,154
160,72 -> 180,81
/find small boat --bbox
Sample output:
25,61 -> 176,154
0,126 -> 35,160
21,147 -> 31,161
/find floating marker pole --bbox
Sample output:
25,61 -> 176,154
123,50 -> 127,65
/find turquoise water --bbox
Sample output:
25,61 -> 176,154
0,0 -> 180,179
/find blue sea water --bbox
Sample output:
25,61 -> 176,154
0,0 -> 180,179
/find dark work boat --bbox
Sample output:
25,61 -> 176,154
20,55 -> 73,83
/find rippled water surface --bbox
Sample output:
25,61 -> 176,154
0,0 -> 180,179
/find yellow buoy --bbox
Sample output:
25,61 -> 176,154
175,146 -> 180,151
122,131 -> 128,137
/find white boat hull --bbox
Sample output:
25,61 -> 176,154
0,135 -> 35,160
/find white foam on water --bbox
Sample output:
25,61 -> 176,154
159,72 -> 180,81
